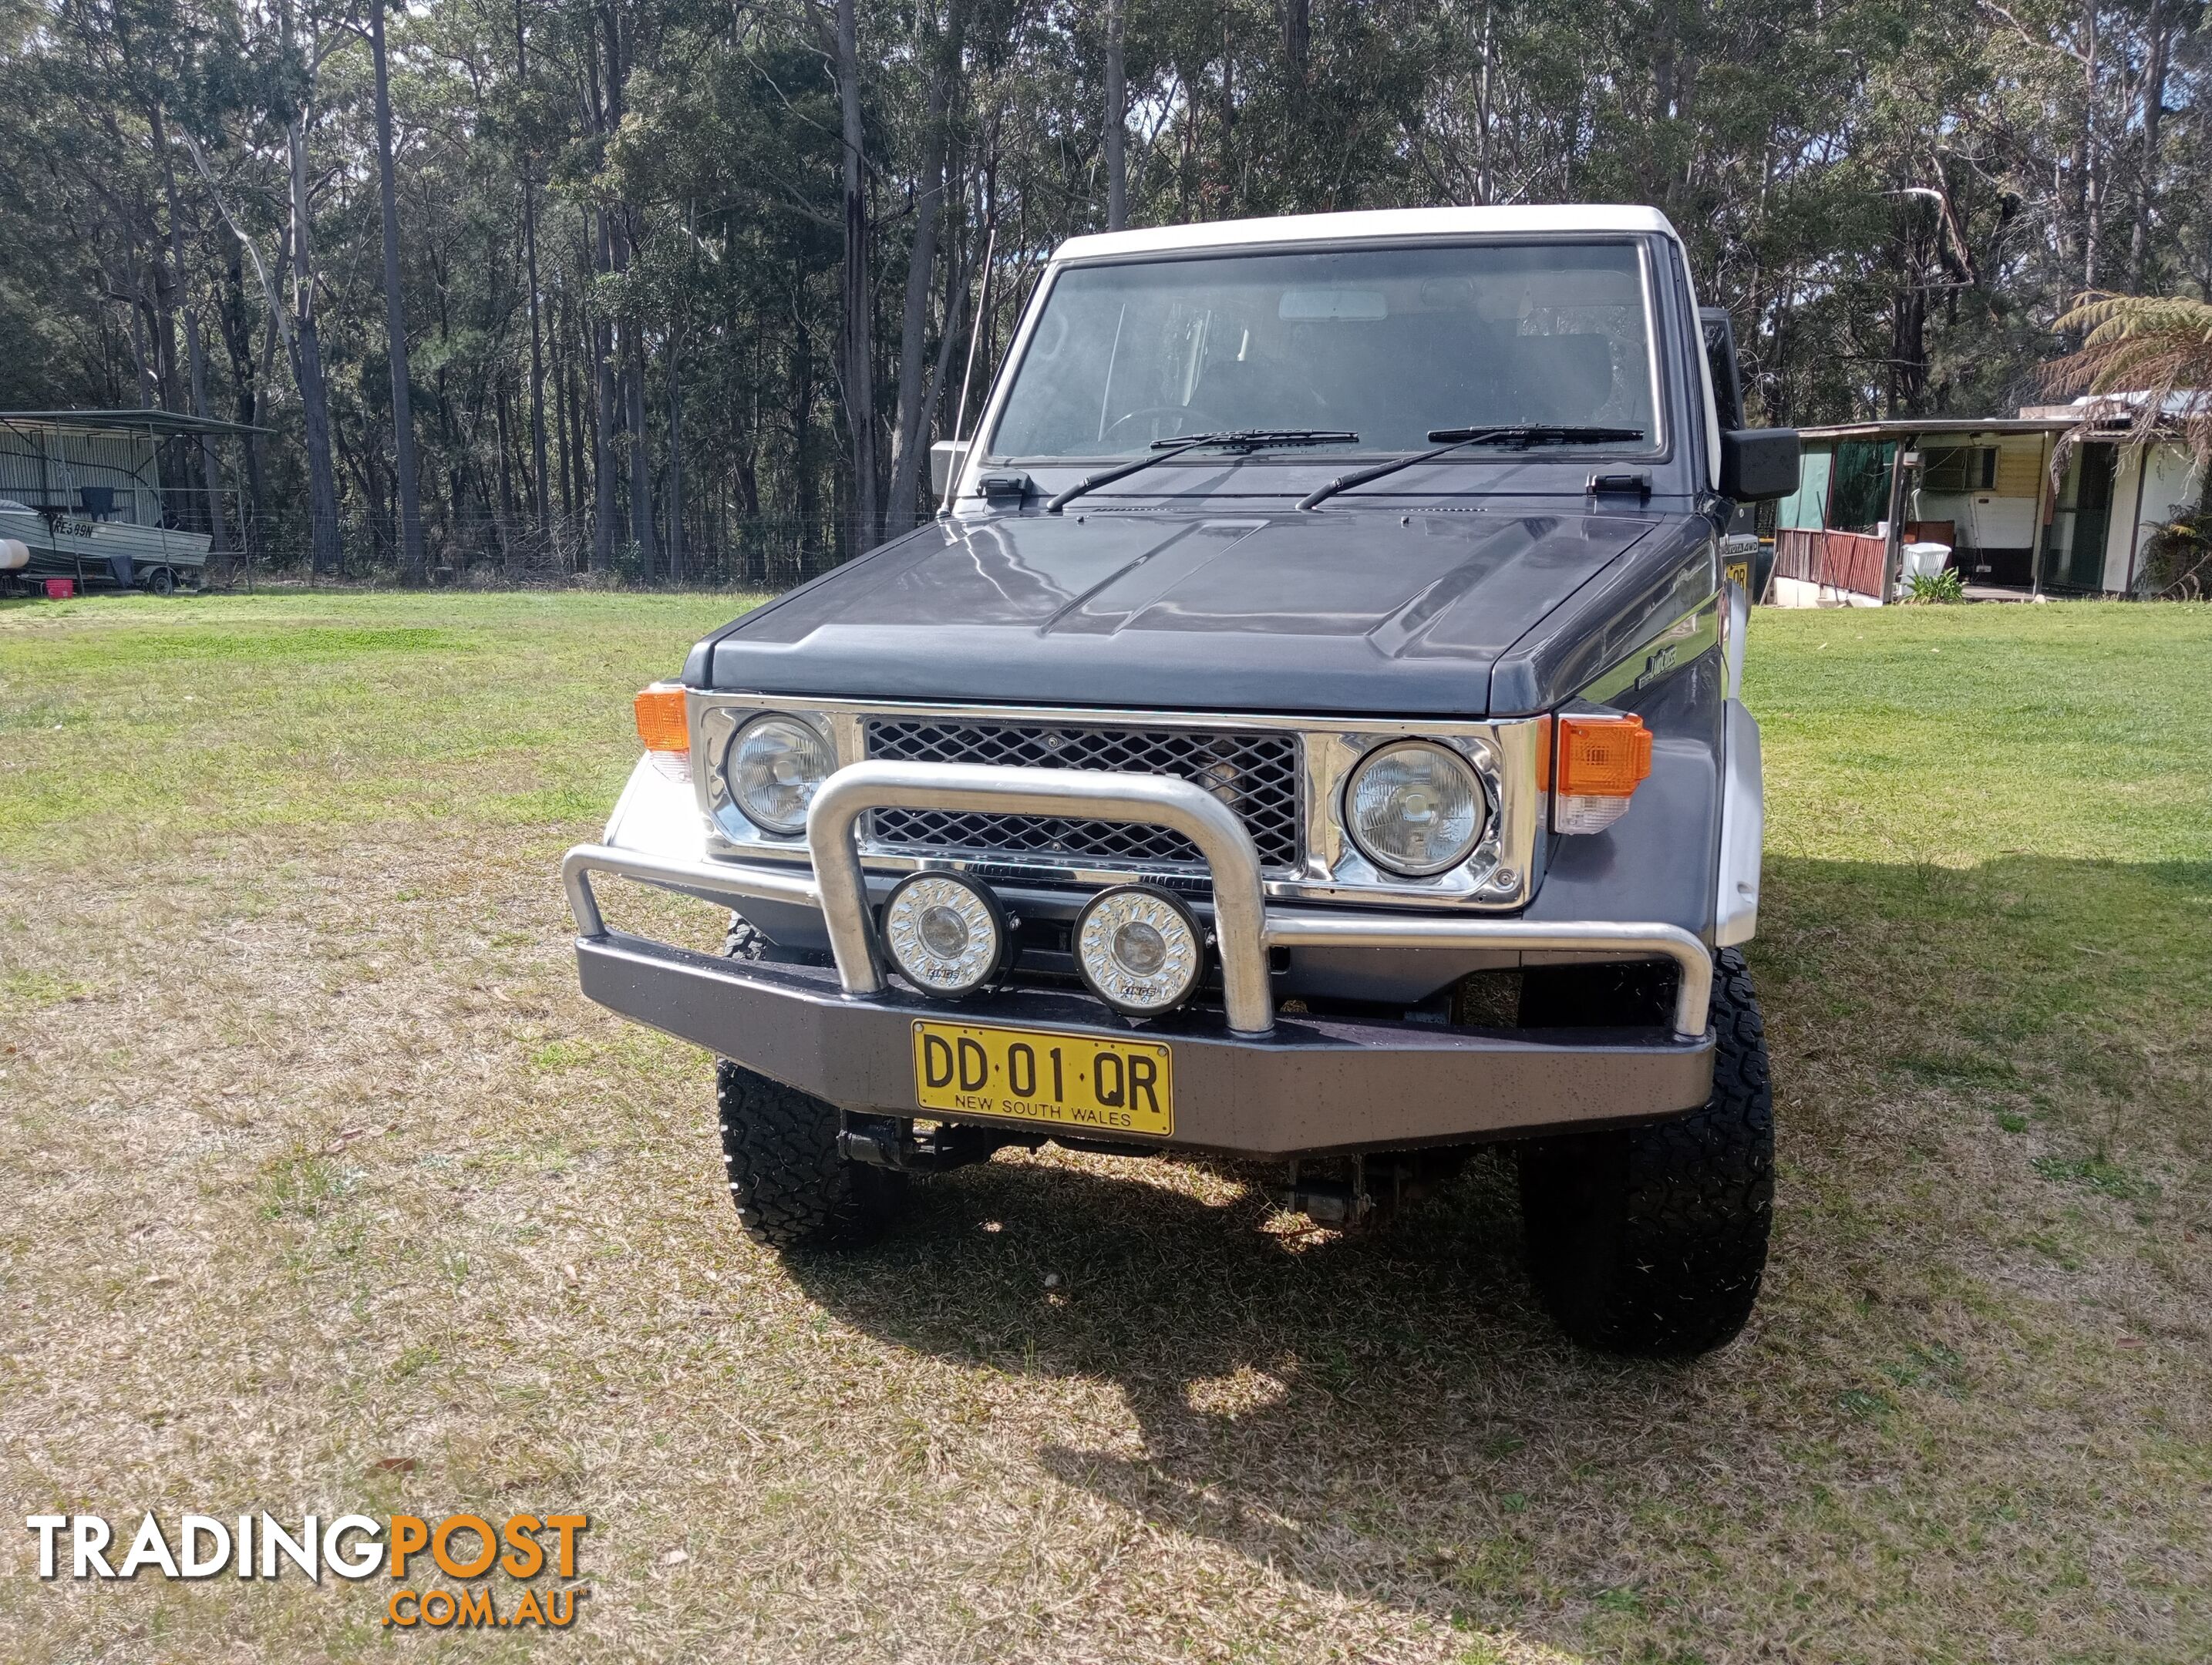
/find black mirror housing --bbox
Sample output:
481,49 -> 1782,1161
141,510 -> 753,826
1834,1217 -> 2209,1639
1719,429 -> 1800,503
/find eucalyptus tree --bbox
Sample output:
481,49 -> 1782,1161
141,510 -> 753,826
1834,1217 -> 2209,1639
367,0 -> 426,580
2,0 -> 2205,580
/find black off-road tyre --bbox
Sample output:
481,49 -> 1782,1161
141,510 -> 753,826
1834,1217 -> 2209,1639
714,914 -> 903,1250
1516,948 -> 1773,1357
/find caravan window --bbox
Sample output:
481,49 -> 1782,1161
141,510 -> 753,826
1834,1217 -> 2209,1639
1922,446 -> 1997,493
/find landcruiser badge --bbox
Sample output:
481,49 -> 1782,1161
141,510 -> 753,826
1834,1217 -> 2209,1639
1633,643 -> 1681,688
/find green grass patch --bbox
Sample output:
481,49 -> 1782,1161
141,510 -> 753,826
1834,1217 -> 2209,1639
3,590 -> 2210,1663
1,969 -> 93,1004
0,588 -> 760,857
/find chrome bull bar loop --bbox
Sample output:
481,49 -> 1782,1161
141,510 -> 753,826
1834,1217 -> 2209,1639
561,760 -> 1713,1039
804,762 -> 1273,1031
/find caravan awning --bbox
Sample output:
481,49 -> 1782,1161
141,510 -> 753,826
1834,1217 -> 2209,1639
1793,418 -> 2074,441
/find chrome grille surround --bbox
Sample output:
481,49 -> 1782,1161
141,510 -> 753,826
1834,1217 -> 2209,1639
689,695 -> 1549,912
862,718 -> 1301,874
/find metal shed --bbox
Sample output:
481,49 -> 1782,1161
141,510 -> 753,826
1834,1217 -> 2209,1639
0,409 -> 262,594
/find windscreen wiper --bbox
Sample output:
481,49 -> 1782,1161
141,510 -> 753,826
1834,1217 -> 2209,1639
1295,425 -> 1646,512
1046,429 -> 1359,513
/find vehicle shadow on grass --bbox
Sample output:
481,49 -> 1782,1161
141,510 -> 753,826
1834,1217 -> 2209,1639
779,851 -> 2212,1647
786,1145 -> 1722,1636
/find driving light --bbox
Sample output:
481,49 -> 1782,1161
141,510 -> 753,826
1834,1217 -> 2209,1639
634,684 -> 689,753
1073,885 -> 1205,1016
1343,741 -> 1486,876
1554,713 -> 1651,834
881,872 -> 1009,998
726,712 -> 834,836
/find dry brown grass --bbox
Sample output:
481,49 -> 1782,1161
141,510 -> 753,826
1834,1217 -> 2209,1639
2,593 -> 2208,1663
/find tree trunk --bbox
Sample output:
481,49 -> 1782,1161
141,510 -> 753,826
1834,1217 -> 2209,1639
370,0 -> 428,583
2079,0 -> 2101,290
552,290 -> 574,526
1474,0 -> 1495,205
591,214 -> 618,570
286,112 -> 342,576
835,0 -> 879,552
2129,10 -> 2171,293
665,332 -> 685,582
886,15 -> 957,532
146,227 -> 180,411
913,220 -> 972,506
217,247 -> 268,559
1106,0 -> 1128,229
494,385 -> 514,567
515,0 -> 551,530
150,105 -> 229,553
626,321 -> 655,576
792,322 -> 819,578
128,260 -> 156,409
181,132 -> 279,555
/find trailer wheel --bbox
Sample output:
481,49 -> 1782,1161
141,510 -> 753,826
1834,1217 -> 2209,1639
146,567 -> 176,596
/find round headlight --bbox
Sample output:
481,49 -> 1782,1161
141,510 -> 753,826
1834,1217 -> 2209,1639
726,713 -> 833,836
882,872 -> 1009,998
1073,885 -> 1206,1017
1343,740 -> 1487,876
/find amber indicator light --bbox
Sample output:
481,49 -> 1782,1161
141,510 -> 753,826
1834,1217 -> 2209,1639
633,684 -> 690,753
1555,713 -> 1652,797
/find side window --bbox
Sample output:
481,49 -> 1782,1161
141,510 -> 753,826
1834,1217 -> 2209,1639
1699,308 -> 1746,430
1922,447 -> 2000,493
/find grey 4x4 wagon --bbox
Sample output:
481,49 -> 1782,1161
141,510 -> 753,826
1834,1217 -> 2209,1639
564,204 -> 1800,1355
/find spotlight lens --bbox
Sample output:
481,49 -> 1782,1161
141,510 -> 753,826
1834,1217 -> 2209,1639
1113,920 -> 1167,976
1076,886 -> 1203,1016
1344,740 -> 1486,876
884,873 -> 1005,997
918,903 -> 971,959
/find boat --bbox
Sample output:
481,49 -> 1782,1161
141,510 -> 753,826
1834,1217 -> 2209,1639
0,409 -> 262,595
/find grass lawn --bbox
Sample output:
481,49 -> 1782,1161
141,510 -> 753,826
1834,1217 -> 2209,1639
2,589 -> 2207,1663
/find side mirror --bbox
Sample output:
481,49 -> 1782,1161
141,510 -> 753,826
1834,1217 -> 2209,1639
1719,429 -> 1800,503
1699,308 -> 1746,431
929,439 -> 970,498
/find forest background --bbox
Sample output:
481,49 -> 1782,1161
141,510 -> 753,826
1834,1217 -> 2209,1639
1,0 -> 2203,585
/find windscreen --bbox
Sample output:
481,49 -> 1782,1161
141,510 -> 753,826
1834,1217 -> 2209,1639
988,241 -> 1658,459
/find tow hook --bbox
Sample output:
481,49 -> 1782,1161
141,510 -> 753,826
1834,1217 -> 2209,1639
839,1112 -> 1039,1173
1271,1155 -> 1378,1227
1271,1153 -> 1448,1227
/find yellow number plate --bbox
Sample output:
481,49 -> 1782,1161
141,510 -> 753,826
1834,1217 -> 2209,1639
911,1021 -> 1173,1138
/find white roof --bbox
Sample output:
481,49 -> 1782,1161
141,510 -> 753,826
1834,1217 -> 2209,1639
1054,204 -> 1682,264
2029,390 -> 2211,418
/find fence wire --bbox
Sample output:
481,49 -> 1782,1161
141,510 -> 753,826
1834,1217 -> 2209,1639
187,504 -> 932,590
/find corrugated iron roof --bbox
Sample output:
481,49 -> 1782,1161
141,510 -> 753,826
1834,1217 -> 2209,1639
0,409 -> 269,437
1793,418 -> 2074,439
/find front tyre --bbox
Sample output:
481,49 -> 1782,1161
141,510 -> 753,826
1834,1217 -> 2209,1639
1517,948 -> 1773,1356
714,913 -> 903,1250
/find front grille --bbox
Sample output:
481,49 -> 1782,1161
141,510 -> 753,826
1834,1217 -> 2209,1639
863,718 -> 1301,873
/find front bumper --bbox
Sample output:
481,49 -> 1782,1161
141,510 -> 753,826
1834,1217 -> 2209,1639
564,759 -> 1719,1156
577,930 -> 1713,1157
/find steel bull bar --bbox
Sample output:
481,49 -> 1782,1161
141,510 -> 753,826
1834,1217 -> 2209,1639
561,760 -> 1716,1149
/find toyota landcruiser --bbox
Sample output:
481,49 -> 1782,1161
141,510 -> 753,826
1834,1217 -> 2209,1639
562,204 -> 1800,1356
